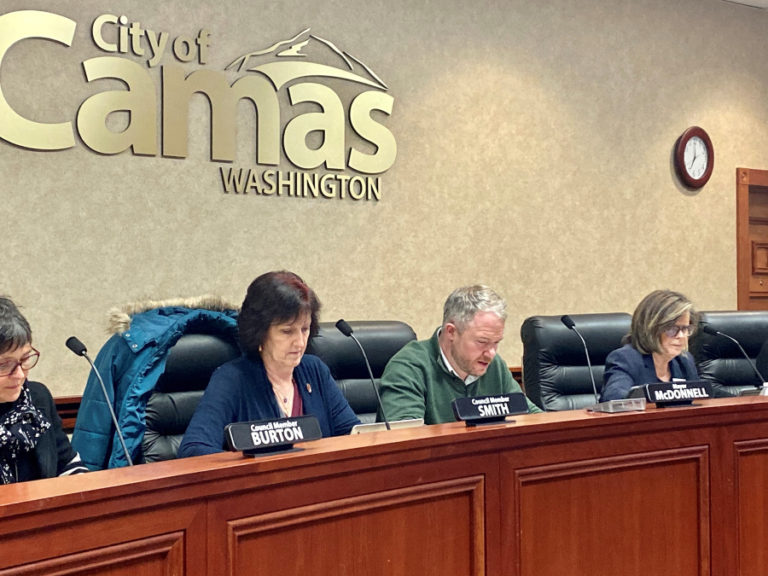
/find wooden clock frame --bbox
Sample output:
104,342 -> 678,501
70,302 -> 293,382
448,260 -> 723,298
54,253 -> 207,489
674,126 -> 714,189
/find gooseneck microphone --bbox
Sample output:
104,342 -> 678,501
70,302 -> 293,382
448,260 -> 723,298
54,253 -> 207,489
561,315 -> 600,404
66,336 -> 134,466
701,324 -> 768,393
335,319 -> 391,430
561,315 -> 645,412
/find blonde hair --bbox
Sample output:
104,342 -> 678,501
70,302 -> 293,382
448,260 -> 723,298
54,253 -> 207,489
630,289 -> 696,355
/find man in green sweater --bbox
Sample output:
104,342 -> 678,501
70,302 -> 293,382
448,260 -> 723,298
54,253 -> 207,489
379,285 -> 542,424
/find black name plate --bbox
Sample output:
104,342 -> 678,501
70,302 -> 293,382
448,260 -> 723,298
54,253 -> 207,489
639,380 -> 712,407
225,415 -> 322,455
452,393 -> 529,426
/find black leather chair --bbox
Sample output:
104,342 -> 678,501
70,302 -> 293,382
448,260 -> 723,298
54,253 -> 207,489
520,313 -> 632,411
142,333 -> 240,462
306,320 -> 417,423
690,310 -> 768,396
142,320 -> 416,460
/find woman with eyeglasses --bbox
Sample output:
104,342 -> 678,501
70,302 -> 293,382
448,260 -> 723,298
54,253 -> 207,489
600,290 -> 703,401
0,297 -> 88,484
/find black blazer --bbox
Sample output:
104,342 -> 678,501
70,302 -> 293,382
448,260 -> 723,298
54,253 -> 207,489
18,381 -> 81,481
600,344 -> 699,401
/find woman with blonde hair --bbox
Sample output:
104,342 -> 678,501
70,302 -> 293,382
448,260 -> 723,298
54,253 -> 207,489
600,290 -> 700,401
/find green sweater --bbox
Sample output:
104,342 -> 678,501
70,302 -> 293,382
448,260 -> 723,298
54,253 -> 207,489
379,330 -> 542,424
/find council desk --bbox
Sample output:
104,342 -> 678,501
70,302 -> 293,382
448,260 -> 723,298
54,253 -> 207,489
2,397 -> 768,575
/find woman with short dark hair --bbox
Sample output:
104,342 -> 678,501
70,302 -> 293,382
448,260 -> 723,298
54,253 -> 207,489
600,290 -> 700,401
237,270 -> 321,360
179,271 -> 359,457
0,297 -> 88,483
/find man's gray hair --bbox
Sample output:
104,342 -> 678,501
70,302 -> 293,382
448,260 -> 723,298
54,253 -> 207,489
442,285 -> 507,330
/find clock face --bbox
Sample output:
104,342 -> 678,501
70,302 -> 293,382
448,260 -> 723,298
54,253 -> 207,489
675,126 -> 713,188
683,136 -> 708,179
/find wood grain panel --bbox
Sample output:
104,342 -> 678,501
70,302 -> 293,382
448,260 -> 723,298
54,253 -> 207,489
0,532 -> 185,576
226,477 -> 485,576
752,242 -> 768,276
734,439 -> 768,576
737,168 -> 768,308
5,398 -> 768,575
510,447 -> 709,576
0,503 -> 206,576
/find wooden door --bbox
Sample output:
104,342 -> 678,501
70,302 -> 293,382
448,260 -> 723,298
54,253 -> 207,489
737,167 -> 768,309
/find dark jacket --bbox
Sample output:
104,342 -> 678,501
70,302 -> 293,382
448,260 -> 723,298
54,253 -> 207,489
178,354 -> 360,457
600,344 -> 699,401
0,381 -> 86,482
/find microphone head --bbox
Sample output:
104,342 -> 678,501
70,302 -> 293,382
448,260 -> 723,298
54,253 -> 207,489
701,324 -> 719,336
65,336 -> 88,357
560,315 -> 576,330
335,319 -> 354,337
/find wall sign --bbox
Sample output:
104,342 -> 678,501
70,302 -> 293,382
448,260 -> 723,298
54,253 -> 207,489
0,10 -> 397,201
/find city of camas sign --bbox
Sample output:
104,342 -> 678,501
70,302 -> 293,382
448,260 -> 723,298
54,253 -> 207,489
0,10 -> 396,201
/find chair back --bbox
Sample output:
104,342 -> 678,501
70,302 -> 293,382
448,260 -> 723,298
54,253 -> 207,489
521,313 -> 631,410
142,333 -> 240,462
690,310 -> 768,396
306,320 -> 417,423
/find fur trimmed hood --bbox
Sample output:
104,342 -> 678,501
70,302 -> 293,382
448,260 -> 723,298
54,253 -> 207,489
107,295 -> 239,335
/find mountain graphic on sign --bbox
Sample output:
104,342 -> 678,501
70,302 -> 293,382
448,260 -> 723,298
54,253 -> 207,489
226,28 -> 388,92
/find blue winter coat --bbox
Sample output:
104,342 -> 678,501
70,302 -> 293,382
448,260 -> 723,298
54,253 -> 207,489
71,306 -> 238,469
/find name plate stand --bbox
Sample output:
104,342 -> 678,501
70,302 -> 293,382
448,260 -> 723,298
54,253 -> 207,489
632,380 -> 713,408
452,393 -> 529,427
225,415 -> 322,456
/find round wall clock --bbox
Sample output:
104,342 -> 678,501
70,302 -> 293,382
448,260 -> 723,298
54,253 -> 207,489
674,126 -> 714,189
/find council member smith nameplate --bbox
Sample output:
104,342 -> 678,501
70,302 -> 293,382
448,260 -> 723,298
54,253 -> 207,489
452,393 -> 530,426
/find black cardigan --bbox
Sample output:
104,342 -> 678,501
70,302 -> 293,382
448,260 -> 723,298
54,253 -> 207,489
1,381 -> 84,482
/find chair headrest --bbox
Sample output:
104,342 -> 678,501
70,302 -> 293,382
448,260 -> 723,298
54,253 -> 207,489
155,333 -> 240,393
521,313 -> 632,411
306,320 -> 417,379
688,310 -> 768,393
521,313 -> 632,364
694,310 -> 768,358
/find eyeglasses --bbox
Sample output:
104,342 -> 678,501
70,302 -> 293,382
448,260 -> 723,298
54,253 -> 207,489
662,325 -> 694,338
0,348 -> 40,377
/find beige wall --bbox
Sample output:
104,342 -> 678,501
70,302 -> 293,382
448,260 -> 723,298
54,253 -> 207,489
1,0 -> 767,396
